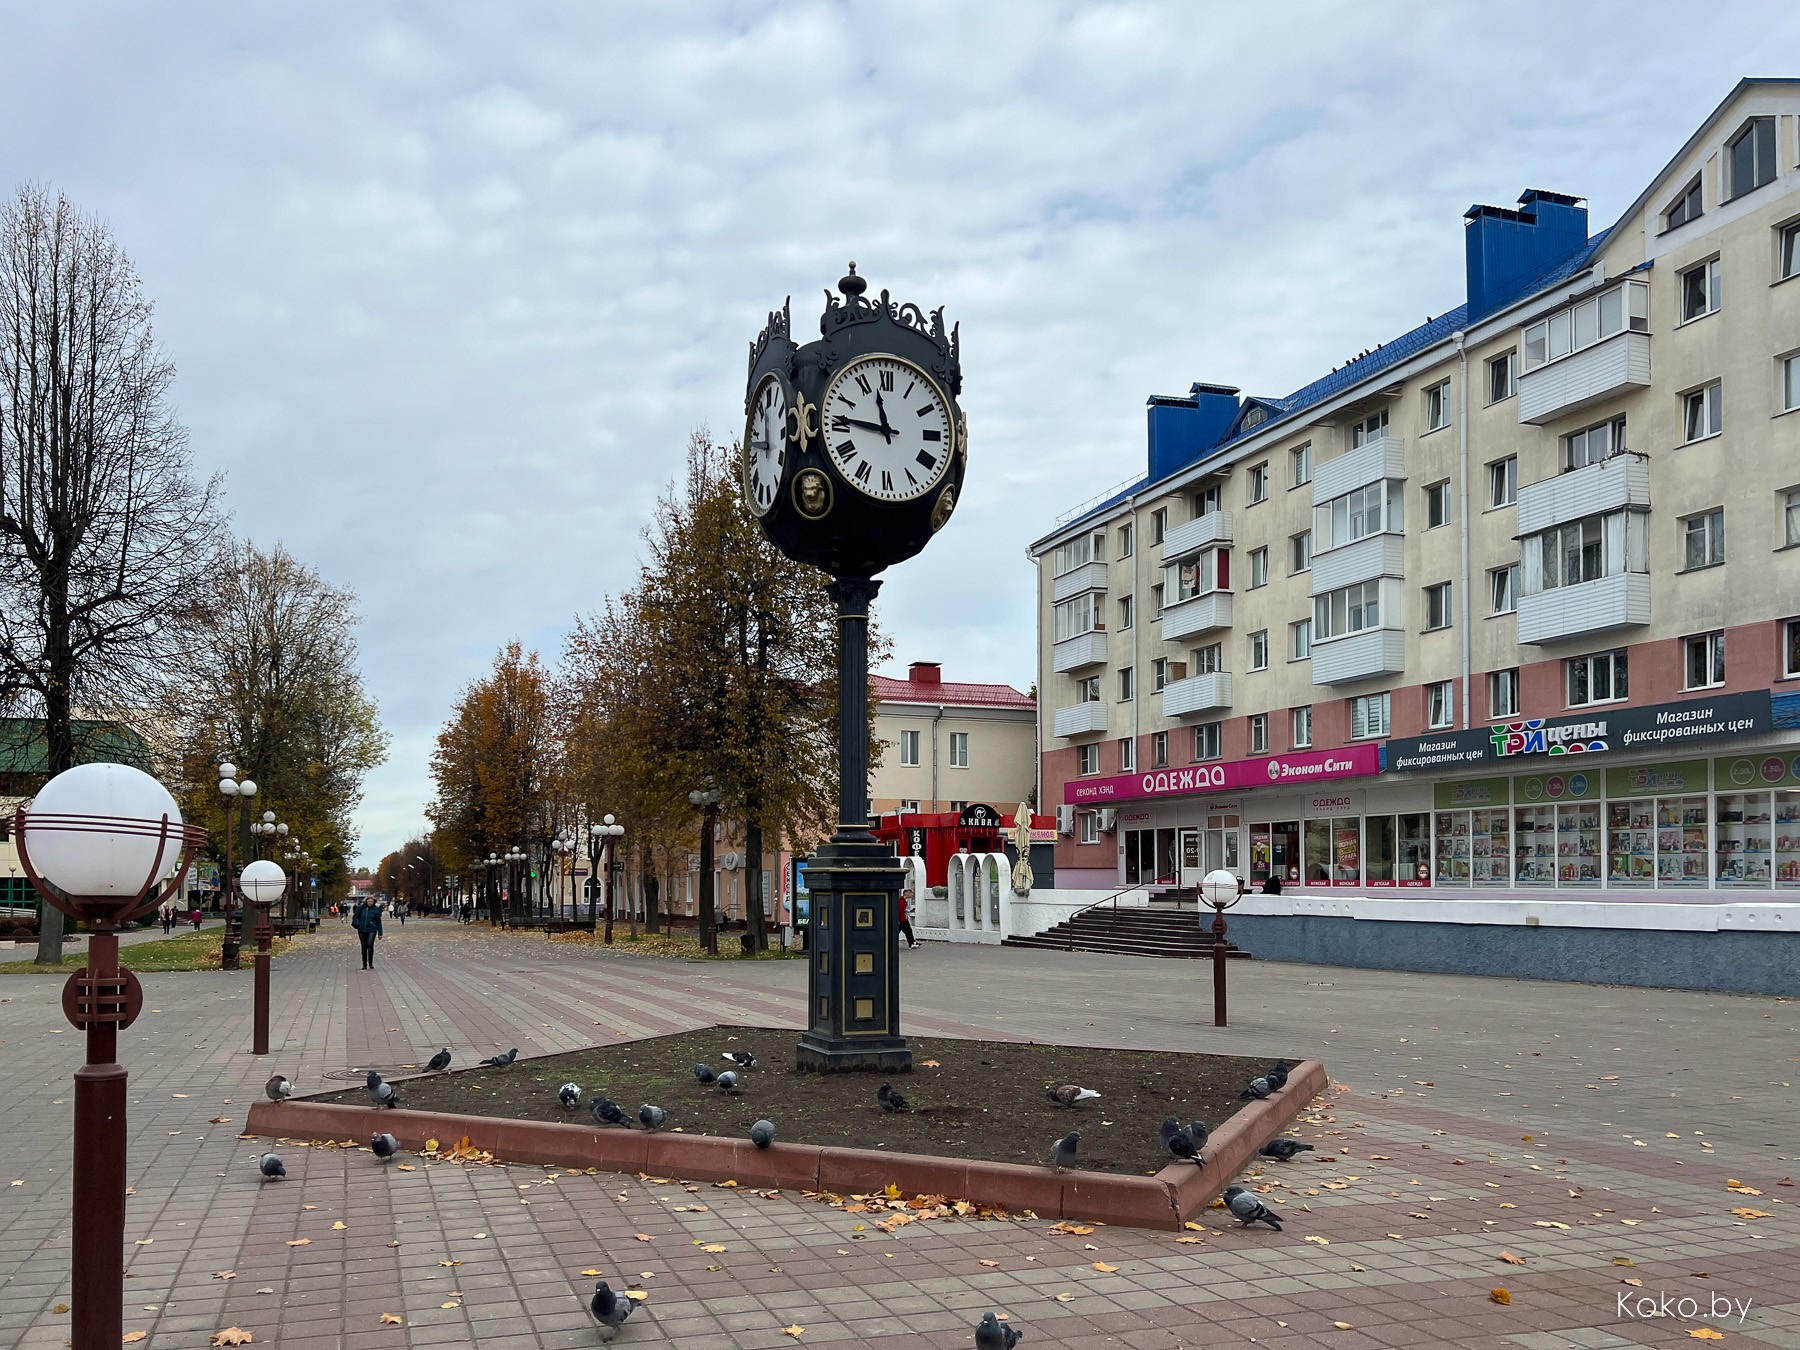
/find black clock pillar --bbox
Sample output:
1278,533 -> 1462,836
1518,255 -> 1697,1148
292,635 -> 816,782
797,576 -> 911,1073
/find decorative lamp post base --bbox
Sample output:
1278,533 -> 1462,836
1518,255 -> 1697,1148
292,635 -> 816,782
795,836 -> 911,1074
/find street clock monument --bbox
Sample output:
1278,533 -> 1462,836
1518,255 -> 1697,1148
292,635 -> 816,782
745,264 -> 966,1072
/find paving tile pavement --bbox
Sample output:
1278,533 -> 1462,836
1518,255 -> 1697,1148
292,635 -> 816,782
0,920 -> 1795,1349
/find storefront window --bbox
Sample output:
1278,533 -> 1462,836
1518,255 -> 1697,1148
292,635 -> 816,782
1557,804 -> 1603,886
1434,808 -> 1511,886
1248,822 -> 1300,885
1715,793 -> 1772,887
1305,817 -> 1359,885
1607,795 -> 1708,888
1513,805 -> 1557,886
1778,792 -> 1800,889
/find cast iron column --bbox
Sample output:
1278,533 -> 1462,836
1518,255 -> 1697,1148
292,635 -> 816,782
698,805 -> 717,955
252,903 -> 273,1054
72,924 -> 128,1350
1211,906 -> 1229,1027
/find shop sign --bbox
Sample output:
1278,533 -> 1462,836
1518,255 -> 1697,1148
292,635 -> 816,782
1433,776 -> 1511,809
1513,769 -> 1598,803
1604,758 -> 1709,799
1609,690 -> 1769,752
1063,744 -> 1379,805
1028,827 -> 1058,843
1716,752 -> 1800,789
958,802 -> 1002,828
905,827 -> 927,856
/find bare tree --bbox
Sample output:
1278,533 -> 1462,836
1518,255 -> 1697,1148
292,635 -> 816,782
0,184 -> 223,964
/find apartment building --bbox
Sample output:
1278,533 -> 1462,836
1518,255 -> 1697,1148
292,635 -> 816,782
1033,79 -> 1800,900
870,662 -> 1036,817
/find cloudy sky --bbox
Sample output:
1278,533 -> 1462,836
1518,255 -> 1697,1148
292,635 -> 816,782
7,3 -> 1792,860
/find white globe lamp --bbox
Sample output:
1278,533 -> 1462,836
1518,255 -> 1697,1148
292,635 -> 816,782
24,763 -> 185,901
240,859 -> 288,908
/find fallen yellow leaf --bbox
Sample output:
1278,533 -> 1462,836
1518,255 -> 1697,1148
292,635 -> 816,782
331,1221 -> 347,1231
919,1059 -> 940,1067
286,1238 -> 311,1247
580,1268 -> 603,1277
425,1138 -> 440,1151
1612,1257 -> 1635,1267
701,1244 -> 727,1254
1689,1330 -> 1725,1341
125,1334 -> 148,1344
783,1326 -> 804,1337
1092,1261 -> 1117,1272
623,1291 -> 649,1302
1730,1207 -> 1773,1219
440,1302 -> 460,1309
1490,1288 -> 1511,1305
1498,1251 -> 1526,1265
1054,1293 -> 1074,1302
213,1270 -> 236,1280
209,1330 -> 254,1347
379,1313 -> 403,1325
438,1260 -> 462,1267
633,1233 -> 653,1242
979,1259 -> 999,1267
396,1164 -> 416,1172
52,1303 -> 69,1314
1303,1235 -> 1330,1246
1333,1322 -> 1352,1331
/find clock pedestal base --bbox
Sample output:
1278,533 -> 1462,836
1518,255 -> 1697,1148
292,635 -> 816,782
795,837 -> 912,1076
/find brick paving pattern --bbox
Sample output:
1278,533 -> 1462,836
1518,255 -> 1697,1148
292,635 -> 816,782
1,921 -> 1795,1348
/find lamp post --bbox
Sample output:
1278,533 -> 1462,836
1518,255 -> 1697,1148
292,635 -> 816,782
216,764 -> 256,970
589,814 -> 624,943
13,762 -> 205,1350
505,846 -> 525,926
241,858 -> 287,1055
1198,869 -> 1244,1028
484,853 -> 499,923
687,788 -> 721,955
551,837 -> 573,922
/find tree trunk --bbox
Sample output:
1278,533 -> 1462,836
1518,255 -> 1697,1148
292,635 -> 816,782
643,868 -> 661,934
745,819 -> 767,952
34,600 -> 74,966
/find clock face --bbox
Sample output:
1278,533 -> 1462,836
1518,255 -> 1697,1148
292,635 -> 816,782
820,355 -> 953,503
744,375 -> 789,516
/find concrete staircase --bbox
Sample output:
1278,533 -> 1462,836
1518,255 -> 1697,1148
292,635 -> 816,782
1003,894 -> 1254,960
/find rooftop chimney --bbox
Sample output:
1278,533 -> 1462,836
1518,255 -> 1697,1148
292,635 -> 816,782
1464,189 -> 1588,323
907,661 -> 942,685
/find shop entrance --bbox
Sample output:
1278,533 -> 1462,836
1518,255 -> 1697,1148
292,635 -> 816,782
1179,815 -> 1241,887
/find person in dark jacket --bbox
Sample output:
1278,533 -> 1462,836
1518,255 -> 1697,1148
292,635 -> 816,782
352,899 -> 384,970
1261,873 -> 1283,895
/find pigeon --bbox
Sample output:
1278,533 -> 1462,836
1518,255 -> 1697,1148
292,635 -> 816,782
371,1131 -> 400,1162
1160,1115 -> 1184,1148
1239,1076 -> 1272,1101
589,1279 -> 635,1342
1049,1130 -> 1080,1171
693,1063 -> 717,1085
1259,1138 -> 1315,1161
1266,1059 -> 1290,1092
426,1049 -> 452,1072
365,1070 -> 399,1110
750,1119 -> 775,1150
877,1081 -> 911,1113
559,1083 -> 583,1109
1222,1184 -> 1282,1230
638,1103 -> 667,1131
1165,1125 -> 1205,1166
975,1310 -> 1024,1348
1185,1120 -> 1209,1151
716,1070 -> 740,1093
258,1152 -> 286,1180
721,1049 -> 758,1070
1045,1084 -> 1100,1107
591,1096 -> 629,1128
265,1074 -> 294,1102
480,1048 -> 519,1068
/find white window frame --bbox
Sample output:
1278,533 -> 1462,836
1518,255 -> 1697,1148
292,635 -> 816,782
1521,280 -> 1648,373
1076,675 -> 1101,703
1290,530 -> 1311,574
899,729 -> 921,766
1151,507 -> 1168,545
1118,666 -> 1135,702
1665,175 -> 1703,231
1351,409 -> 1389,446
1291,704 -> 1313,749
1490,563 -> 1519,616
1427,680 -> 1454,730
1314,579 -> 1385,641
1193,485 -> 1222,519
1490,668 -> 1521,719
1424,581 -> 1453,631
1118,737 -> 1135,772
1193,721 -> 1222,762
1053,592 -> 1098,642
1151,730 -> 1168,768
1191,642 -> 1222,675
1781,354 -> 1800,414
1247,547 -> 1268,589
1566,649 -> 1629,708
1051,532 -> 1104,577
1291,442 -> 1312,487
1565,415 -> 1626,470
1152,657 -> 1169,692
1424,479 -> 1451,529
1784,489 -> 1800,548
1488,456 -> 1517,508
1683,382 -> 1722,443
1249,713 -> 1268,754
1290,618 -> 1311,661
1726,116 -> 1776,201
1350,692 -> 1390,740
1314,479 -> 1403,551
1247,463 -> 1269,504
1118,594 -> 1134,630
1682,508 -> 1725,570
1523,510 -> 1649,595
1781,221 -> 1800,283
949,732 -> 970,768
899,799 -> 920,814
1487,350 -> 1517,403
1424,380 -> 1450,432
1785,619 -> 1800,679
1078,811 -> 1100,845
1247,629 -> 1269,672
1683,630 -> 1725,691
1118,520 -> 1134,558
1679,256 -> 1721,323
1077,744 -> 1099,776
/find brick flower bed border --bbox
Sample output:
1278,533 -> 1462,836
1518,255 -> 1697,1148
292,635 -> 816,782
246,1059 -> 1326,1231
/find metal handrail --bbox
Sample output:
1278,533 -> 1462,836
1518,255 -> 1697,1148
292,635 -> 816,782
1063,882 -> 1156,951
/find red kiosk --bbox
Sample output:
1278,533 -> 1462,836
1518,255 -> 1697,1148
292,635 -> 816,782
872,802 -> 1056,887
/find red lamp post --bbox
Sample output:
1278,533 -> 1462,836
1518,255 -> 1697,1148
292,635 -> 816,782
13,763 -> 205,1350
1199,869 -> 1244,1028
240,859 -> 287,1055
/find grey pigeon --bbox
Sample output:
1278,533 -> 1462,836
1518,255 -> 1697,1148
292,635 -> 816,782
1049,1130 -> 1080,1171
1185,1119 -> 1209,1150
638,1103 -> 667,1131
258,1152 -> 286,1180
371,1131 -> 400,1162
591,1096 -> 629,1127
1222,1184 -> 1282,1230
265,1074 -> 293,1102
716,1070 -> 740,1093
693,1063 -> 716,1085
365,1070 -> 399,1110
1046,1084 -> 1100,1106
1259,1138 -> 1314,1161
1165,1126 -> 1204,1166
1266,1059 -> 1290,1091
749,1119 -> 775,1150
480,1048 -> 519,1068
877,1081 -> 911,1113
975,1310 -> 1024,1349
1239,1076 -> 1272,1101
1159,1115 -> 1184,1147
559,1083 -> 583,1109
426,1049 -> 451,1072
721,1049 -> 757,1070
589,1279 -> 635,1341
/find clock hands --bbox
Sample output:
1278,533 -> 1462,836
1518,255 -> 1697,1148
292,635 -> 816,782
833,415 -> 893,437
873,391 -> 898,443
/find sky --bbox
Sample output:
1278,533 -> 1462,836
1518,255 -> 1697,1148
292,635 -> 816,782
6,2 -> 1794,862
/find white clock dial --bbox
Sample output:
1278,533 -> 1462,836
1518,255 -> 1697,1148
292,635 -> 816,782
820,355 -> 953,503
744,375 -> 789,516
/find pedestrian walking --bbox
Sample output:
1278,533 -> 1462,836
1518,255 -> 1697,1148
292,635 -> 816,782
897,885 -> 918,950
352,897 -> 383,970
190,906 -> 202,931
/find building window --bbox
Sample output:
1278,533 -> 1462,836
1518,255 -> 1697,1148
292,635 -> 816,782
1680,257 -> 1721,322
1053,593 -> 1098,642
899,729 -> 921,766
1567,649 -> 1629,708
1292,705 -> 1313,748
899,799 -> 920,814
1682,508 -> 1725,570
1290,530 -> 1311,574
1565,415 -> 1626,469
1151,731 -> 1168,768
1191,642 -> 1222,674
1681,379 -> 1722,442
1490,563 -> 1519,615
1077,744 -> 1099,776
1290,618 -> 1311,661
1118,737 -> 1135,772
1427,680 -> 1454,730
1193,722 -> 1222,761
1291,442 -> 1312,487
1076,675 -> 1101,703
1683,631 -> 1725,690
1151,508 -> 1168,545
1424,380 -> 1450,432
1118,666 -> 1135,701
1424,581 -> 1453,631
1078,811 -> 1100,845
1152,657 -> 1169,691
1247,463 -> 1269,504
1490,668 -> 1520,718
1247,629 -> 1269,671
1424,479 -> 1451,529
1782,355 -> 1800,413
1784,490 -> 1800,548
1248,547 -> 1268,589
1487,350 -> 1517,403
1118,520 -> 1134,558
1786,619 -> 1800,679
1118,594 -> 1133,630
1665,175 -> 1703,230
1249,713 -> 1269,754
1350,692 -> 1390,740
1314,579 -> 1383,640
1161,548 -> 1226,604
1051,532 -> 1104,576
1781,222 -> 1800,282
1151,584 -> 1164,616
1524,510 -> 1648,594
1314,479 -> 1403,550
1193,485 -> 1222,518
1726,116 -> 1776,201
1521,280 -> 1648,372
1351,409 -> 1389,446
1488,456 -> 1517,507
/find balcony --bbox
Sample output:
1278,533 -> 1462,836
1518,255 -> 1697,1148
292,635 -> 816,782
1161,671 -> 1233,718
1051,629 -> 1108,673
1517,331 -> 1651,425
1516,453 -> 1651,537
1311,434 -> 1408,504
1160,509 -> 1234,559
1310,628 -> 1406,685
1309,532 -> 1405,595
1054,700 -> 1110,738
1159,591 -> 1233,642
1516,572 -> 1651,645
1052,560 -> 1109,603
